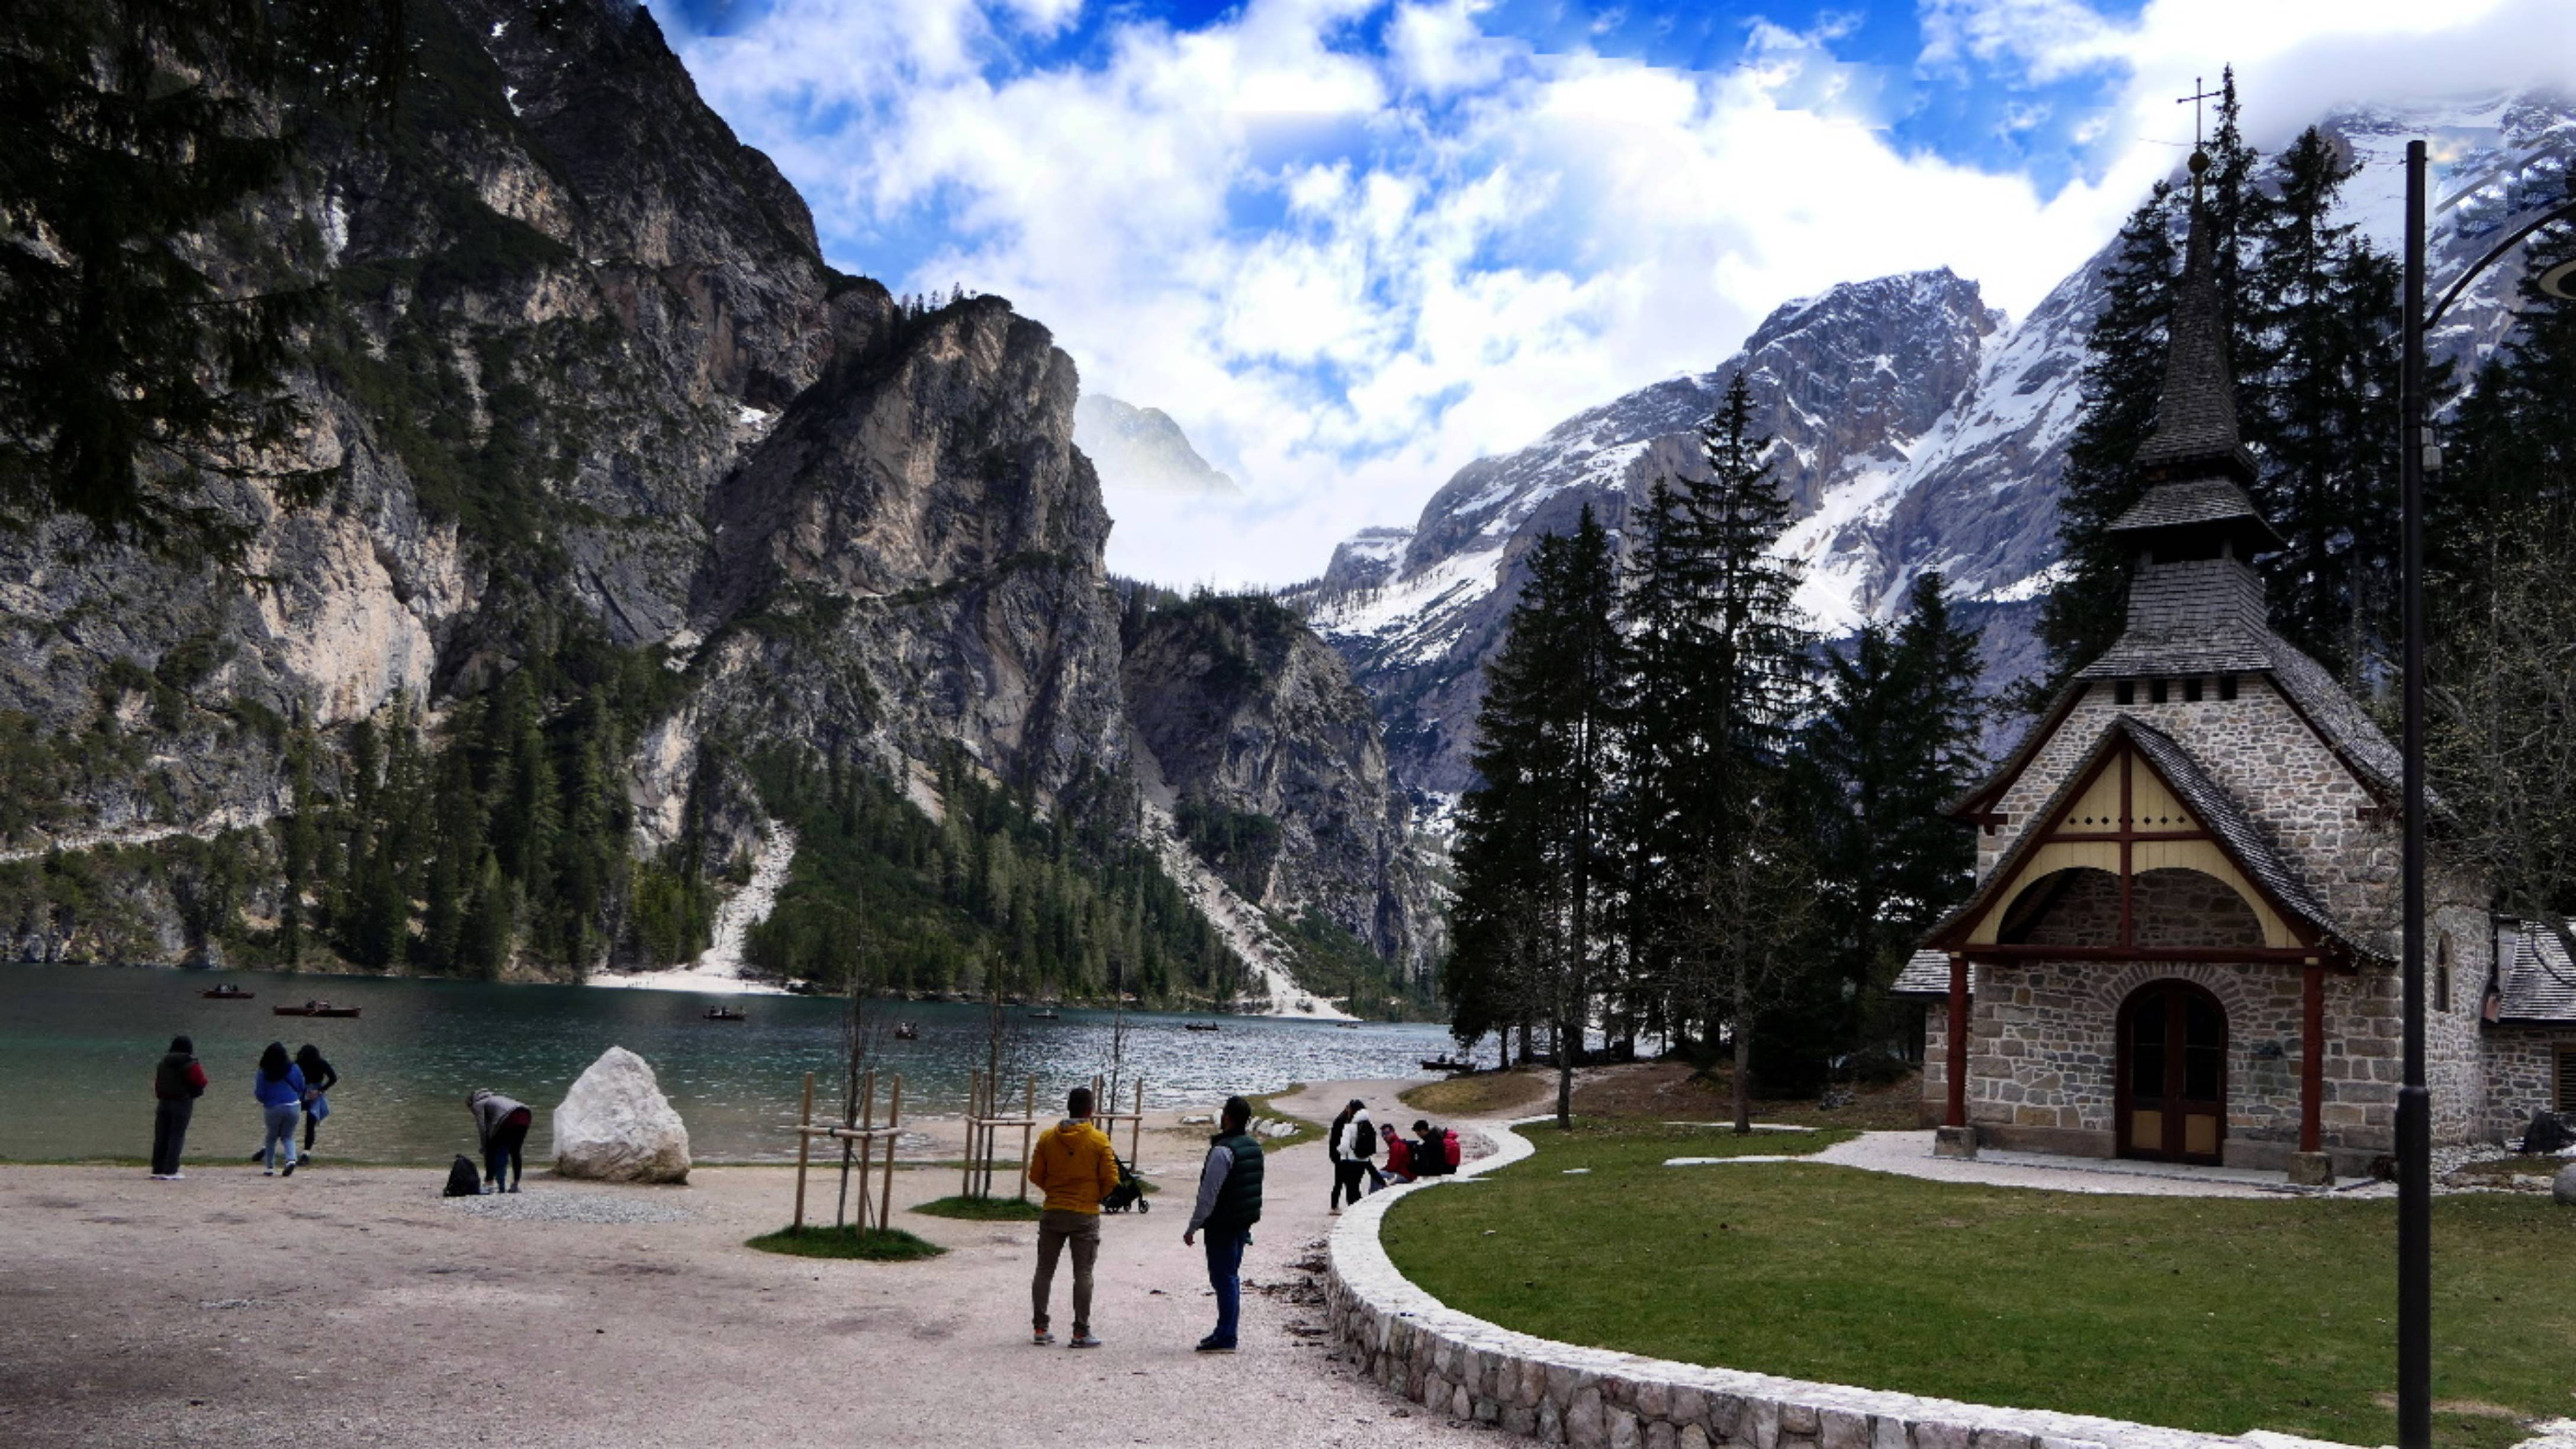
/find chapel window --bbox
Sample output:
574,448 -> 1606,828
2149,680 -> 2169,704
2116,682 -> 2136,706
2184,678 -> 2204,703
2559,1048 -> 2576,1113
2435,934 -> 2452,1014
2219,676 -> 2240,701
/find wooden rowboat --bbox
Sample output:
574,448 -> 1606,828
273,1001 -> 359,1018
201,986 -> 255,1000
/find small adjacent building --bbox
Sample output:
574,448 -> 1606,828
1894,187 -> 2576,1178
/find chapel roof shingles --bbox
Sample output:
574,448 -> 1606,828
2496,921 -> 2576,1024
1890,949 -> 1951,998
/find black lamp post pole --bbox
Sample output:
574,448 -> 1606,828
2395,136 -> 2432,1449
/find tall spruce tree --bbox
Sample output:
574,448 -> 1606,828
1616,474 -> 1715,1045
1447,507 -> 1628,1124
1679,374 -> 1812,1075
2440,185 -> 2576,591
2240,126 -> 2401,682
1796,573 -> 1985,1061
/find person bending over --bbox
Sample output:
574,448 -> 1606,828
467,1088 -> 533,1193
1182,1095 -> 1264,1353
1025,1085 -> 1120,1348
294,1044 -> 339,1157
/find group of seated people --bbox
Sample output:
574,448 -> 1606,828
1380,1119 -> 1459,1183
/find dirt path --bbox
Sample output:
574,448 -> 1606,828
0,1078 -> 1471,1449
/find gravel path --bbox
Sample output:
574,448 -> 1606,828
0,1077 -> 1475,1449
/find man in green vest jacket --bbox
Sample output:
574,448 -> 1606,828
1182,1094 -> 1263,1352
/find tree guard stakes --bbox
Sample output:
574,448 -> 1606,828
961,1071 -> 1042,1201
787,1069 -> 906,1233
1086,1075 -> 1148,1170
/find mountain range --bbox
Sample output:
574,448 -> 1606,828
1276,91 -> 2576,811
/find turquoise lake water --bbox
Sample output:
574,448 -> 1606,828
1,963 -> 1457,1165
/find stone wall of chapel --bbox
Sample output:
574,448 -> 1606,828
2009,867 -> 2266,950
2482,1027 -> 2574,1142
1957,953 -> 2488,1154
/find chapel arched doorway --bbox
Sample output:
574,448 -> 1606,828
2116,981 -> 2227,1164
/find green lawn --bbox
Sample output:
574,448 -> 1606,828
745,1224 -> 946,1261
1382,1124 -> 2575,1449
912,1193 -> 1046,1220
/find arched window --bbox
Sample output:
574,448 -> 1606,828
2435,933 -> 2452,1014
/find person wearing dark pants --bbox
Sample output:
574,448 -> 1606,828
150,1036 -> 208,1180
467,1088 -> 533,1193
1025,1085 -> 1120,1348
1182,1094 -> 1264,1353
294,1045 -> 338,1156
1348,1102 -> 1383,1193
1327,1101 -> 1361,1213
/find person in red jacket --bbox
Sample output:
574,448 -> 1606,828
1379,1122 -> 1414,1183
150,1035 -> 208,1180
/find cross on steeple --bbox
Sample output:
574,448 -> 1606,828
2176,76 -> 2224,149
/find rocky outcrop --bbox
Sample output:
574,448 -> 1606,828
552,1046 -> 691,1183
1120,595 -> 1442,979
0,0 -> 1430,1001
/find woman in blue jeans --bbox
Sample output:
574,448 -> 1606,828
252,1042 -> 306,1177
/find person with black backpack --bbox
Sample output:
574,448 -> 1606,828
1326,1101 -> 1361,1212
1182,1094 -> 1263,1353
1347,1100 -> 1382,1194
149,1036 -> 208,1180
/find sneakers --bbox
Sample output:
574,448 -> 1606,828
1067,1334 -> 1102,1349
165,1171 -> 184,1180
1031,1331 -> 1055,1346
263,1169 -> 275,1177
280,1161 -> 296,1177
1194,1336 -> 1237,1353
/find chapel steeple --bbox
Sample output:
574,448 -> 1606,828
2077,153 -> 2283,675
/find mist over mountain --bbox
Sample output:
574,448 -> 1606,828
1074,394 -> 1242,499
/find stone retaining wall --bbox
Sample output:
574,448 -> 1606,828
1326,1120 -> 2353,1449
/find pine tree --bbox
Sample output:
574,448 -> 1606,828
1447,507 -> 1628,1122
2240,126 -> 2401,681
2440,179 -> 2576,593
1616,474 -> 1713,1041
1797,573 -> 1984,1059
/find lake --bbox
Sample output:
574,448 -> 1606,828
1,963 -> 1463,1165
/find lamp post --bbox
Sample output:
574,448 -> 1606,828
2395,138 -> 2576,1449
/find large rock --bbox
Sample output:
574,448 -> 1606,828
2555,1161 -> 2576,1207
552,1047 -> 691,1184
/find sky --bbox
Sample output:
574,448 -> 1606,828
645,0 -> 2572,588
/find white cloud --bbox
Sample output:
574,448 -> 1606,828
660,0 -> 2573,589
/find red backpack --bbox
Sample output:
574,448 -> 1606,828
1442,1129 -> 1462,1169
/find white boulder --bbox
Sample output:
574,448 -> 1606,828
2555,1161 -> 2576,1207
552,1047 -> 691,1184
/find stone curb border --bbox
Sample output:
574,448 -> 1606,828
1325,1117 -> 2363,1449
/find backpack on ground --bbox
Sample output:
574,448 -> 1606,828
1442,1129 -> 1462,1170
443,1155 -> 483,1197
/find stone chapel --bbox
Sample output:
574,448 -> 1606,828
1892,172 -> 2576,1183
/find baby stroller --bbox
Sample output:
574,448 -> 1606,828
1101,1152 -> 1151,1213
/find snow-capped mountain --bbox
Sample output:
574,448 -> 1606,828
1288,90 -> 2575,814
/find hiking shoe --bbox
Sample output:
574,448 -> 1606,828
166,1172 -> 184,1180
1032,1331 -> 1055,1345
263,1169 -> 275,1177
1068,1334 -> 1102,1350
281,1161 -> 295,1177
1194,1336 -> 1236,1353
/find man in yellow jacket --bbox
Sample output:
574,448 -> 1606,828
1026,1085 -> 1121,1348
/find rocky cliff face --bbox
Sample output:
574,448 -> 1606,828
0,0 -> 1418,996
1119,595 -> 1440,979
1295,91 -> 2576,812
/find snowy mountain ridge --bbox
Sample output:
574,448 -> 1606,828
1285,89 -> 2576,814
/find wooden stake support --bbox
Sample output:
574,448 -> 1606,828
960,1068 -> 1044,1200
1085,1075 -> 1148,1166
788,1071 -> 903,1232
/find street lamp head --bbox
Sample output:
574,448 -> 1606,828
2188,148 -> 2210,177
2539,257 -> 2576,302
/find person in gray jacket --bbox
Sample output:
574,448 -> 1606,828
467,1088 -> 533,1193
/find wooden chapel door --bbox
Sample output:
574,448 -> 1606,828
2118,981 -> 2227,1164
